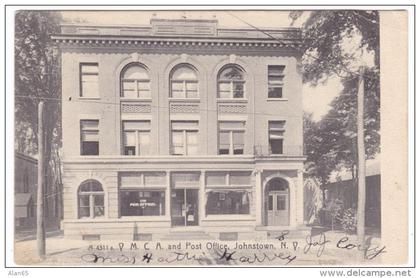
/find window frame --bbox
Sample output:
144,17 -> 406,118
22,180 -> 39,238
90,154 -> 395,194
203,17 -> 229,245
119,189 -> 166,217
122,120 -> 151,156
170,121 -> 199,156
170,65 -> 199,99
80,120 -> 99,156
267,65 -> 285,99
218,121 -> 245,155
120,63 -> 151,99
77,180 -> 105,219
268,120 -> 286,155
80,63 -> 99,98
217,65 -> 246,99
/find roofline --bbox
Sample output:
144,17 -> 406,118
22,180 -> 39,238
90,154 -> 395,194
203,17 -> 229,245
59,22 -> 301,32
15,152 -> 38,164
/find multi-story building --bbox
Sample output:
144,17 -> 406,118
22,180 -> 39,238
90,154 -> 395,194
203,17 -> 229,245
53,18 -> 306,240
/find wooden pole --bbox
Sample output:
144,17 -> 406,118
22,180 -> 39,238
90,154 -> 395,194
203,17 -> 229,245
356,67 -> 366,250
36,101 -> 46,259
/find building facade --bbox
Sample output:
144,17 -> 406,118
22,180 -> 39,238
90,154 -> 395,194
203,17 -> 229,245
54,19 -> 305,240
14,152 -> 60,231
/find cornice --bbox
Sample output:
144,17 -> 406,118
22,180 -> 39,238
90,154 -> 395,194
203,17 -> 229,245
51,35 -> 302,51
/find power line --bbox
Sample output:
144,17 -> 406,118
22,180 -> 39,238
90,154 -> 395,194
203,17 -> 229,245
15,94 -> 361,120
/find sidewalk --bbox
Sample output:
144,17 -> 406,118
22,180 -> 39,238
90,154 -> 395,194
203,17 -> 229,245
13,230 -> 383,266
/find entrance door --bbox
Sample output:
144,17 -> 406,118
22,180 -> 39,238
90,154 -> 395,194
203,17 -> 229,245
267,191 -> 289,226
171,189 -> 199,226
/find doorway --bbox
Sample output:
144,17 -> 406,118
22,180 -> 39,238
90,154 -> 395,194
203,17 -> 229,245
266,178 -> 289,226
171,188 -> 199,226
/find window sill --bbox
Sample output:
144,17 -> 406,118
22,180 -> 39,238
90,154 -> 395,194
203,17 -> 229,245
78,97 -> 101,100
169,98 -> 201,102
266,98 -> 288,101
120,98 -> 152,102
217,98 -> 248,103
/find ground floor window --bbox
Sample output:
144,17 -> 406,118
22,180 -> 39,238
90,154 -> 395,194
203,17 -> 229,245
78,180 -> 104,219
205,190 -> 251,215
120,190 -> 165,216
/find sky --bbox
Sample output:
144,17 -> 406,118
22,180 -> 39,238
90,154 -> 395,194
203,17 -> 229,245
61,10 -> 338,121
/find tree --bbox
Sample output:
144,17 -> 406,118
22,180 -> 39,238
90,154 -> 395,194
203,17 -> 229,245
300,10 -> 380,180
15,11 -> 63,222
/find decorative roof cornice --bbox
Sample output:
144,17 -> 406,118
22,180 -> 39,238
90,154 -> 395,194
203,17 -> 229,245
52,35 -> 302,50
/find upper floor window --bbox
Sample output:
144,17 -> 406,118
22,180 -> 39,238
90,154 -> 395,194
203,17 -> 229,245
80,120 -> 99,156
218,121 -> 245,155
269,121 -> 285,154
217,65 -> 245,99
122,121 -> 151,156
268,65 -> 285,98
80,63 -> 99,98
170,65 -> 199,98
121,64 -> 151,98
78,180 -> 104,219
171,121 -> 198,156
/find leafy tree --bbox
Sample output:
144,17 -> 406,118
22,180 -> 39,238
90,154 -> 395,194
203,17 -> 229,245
300,11 -> 380,183
15,11 -> 63,220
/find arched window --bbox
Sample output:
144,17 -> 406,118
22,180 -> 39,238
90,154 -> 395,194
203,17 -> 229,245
217,65 -> 245,99
78,180 -> 104,218
121,64 -> 150,98
170,65 -> 199,98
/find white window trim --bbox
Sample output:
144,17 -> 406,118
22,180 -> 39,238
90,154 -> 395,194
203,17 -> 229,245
171,122 -> 199,156
170,80 -> 199,99
217,80 -> 246,99
219,122 -> 245,155
122,121 -> 151,156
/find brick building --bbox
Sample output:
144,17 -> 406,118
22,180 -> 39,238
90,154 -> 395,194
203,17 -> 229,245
53,18 -> 306,240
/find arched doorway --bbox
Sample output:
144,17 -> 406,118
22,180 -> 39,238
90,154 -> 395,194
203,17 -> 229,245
265,178 -> 289,226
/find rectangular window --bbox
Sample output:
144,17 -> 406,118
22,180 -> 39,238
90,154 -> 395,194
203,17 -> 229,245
170,81 -> 198,98
218,121 -> 245,155
80,120 -> 99,155
171,121 -> 198,156
269,121 -> 285,154
122,121 -> 151,156
80,63 -> 99,98
120,190 -> 165,216
268,65 -> 285,98
217,81 -> 245,99
206,191 -> 250,215
205,171 -> 251,186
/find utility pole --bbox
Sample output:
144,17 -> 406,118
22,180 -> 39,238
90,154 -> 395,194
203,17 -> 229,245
37,101 -> 46,260
356,67 -> 366,251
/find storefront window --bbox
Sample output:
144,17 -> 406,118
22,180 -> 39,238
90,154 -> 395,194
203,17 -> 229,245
120,190 -> 165,216
206,191 -> 250,215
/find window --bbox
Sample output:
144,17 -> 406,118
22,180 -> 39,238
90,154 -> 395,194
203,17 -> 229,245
122,121 -> 150,156
80,120 -> 99,155
268,65 -> 285,98
269,121 -> 285,154
206,172 -> 251,187
218,121 -> 245,155
80,63 -> 99,98
120,190 -> 165,216
217,65 -> 245,99
121,64 -> 151,98
78,180 -> 104,218
206,191 -> 250,215
170,65 -> 199,98
119,172 -> 166,217
171,121 -> 198,156
205,171 -> 252,215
